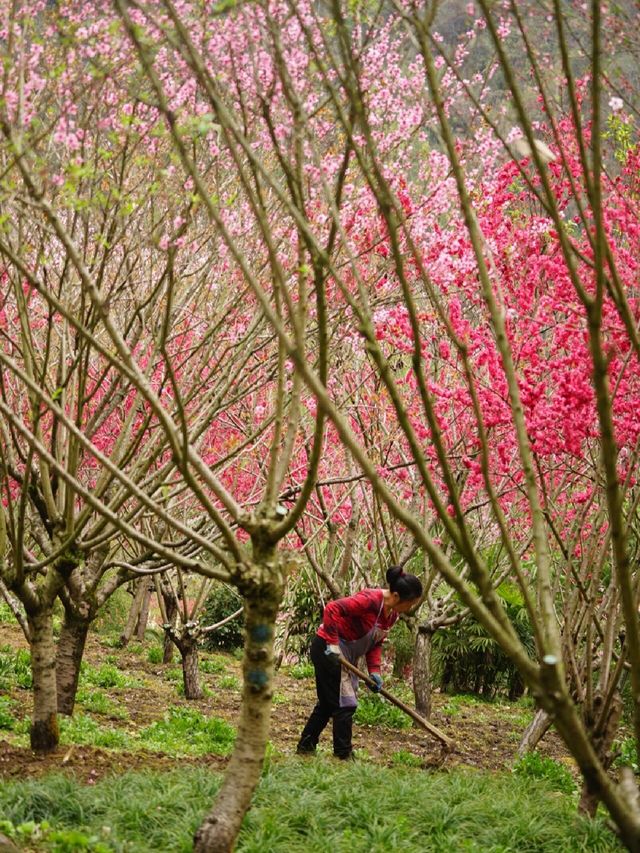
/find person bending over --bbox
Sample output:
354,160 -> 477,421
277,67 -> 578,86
296,565 -> 423,760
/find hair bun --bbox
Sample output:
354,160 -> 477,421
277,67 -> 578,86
385,565 -> 403,585
386,564 -> 423,602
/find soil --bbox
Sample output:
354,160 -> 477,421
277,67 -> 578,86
0,621 -> 578,785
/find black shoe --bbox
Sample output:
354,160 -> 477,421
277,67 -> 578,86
334,750 -> 355,761
296,738 -> 317,755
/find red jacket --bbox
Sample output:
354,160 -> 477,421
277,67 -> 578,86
317,588 -> 397,674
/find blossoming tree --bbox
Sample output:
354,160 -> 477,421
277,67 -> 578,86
2,0 -> 640,850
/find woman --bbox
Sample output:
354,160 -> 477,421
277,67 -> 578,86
296,565 -> 423,760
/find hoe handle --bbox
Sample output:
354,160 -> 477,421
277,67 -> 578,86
339,656 -> 454,750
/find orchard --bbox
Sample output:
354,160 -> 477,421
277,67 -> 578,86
0,1 -> 639,851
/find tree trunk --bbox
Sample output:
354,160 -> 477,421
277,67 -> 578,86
413,628 -> 433,719
579,693 -> 624,818
517,708 -> 552,756
28,609 -> 59,752
180,636 -> 204,700
546,686 -> 640,851
162,587 -> 179,664
135,579 -> 154,642
274,614 -> 291,671
194,586 -> 281,852
56,611 -> 90,716
119,580 -> 146,647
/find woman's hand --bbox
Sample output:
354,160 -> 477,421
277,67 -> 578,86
368,673 -> 383,693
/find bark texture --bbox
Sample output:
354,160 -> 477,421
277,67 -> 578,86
56,612 -> 90,715
413,628 -> 433,719
179,635 -> 204,700
119,580 -> 147,647
545,683 -> 640,851
578,693 -> 624,818
28,610 -> 59,752
517,708 -> 552,756
193,577 -> 282,853
161,585 -> 179,664
135,579 -> 154,642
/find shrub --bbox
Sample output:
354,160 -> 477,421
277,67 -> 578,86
389,619 -> 415,677
432,582 -> 533,700
280,572 -> 321,659
512,751 -> 576,794
91,586 -> 130,639
201,584 -> 245,651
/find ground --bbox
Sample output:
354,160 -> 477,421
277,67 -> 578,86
0,620 -> 578,786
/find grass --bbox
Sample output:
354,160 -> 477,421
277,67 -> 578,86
75,689 -> 130,720
613,737 -> 639,774
512,751 -> 577,795
200,656 -> 228,675
147,645 -> 164,664
60,715 -> 132,750
79,662 -> 141,690
0,695 -> 17,730
0,760 -> 623,852
0,645 -> 33,689
441,693 -> 492,716
138,706 -> 236,756
0,600 -> 18,623
354,693 -> 411,729
288,661 -> 315,679
391,750 -> 423,768
7,704 -> 236,758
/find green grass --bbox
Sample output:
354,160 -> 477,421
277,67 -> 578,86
0,600 -> 18,623
75,689 -> 130,720
0,646 -> 32,689
79,662 -> 141,690
288,661 -> 314,679
391,750 -> 423,768
199,656 -> 228,675
60,714 -> 133,750
512,751 -> 576,795
7,705 -> 236,757
0,695 -> 17,730
54,706 -> 235,757
147,646 -> 164,664
441,693 -> 492,716
138,706 -> 236,757
0,761 -> 622,852
613,737 -> 639,774
354,693 -> 411,729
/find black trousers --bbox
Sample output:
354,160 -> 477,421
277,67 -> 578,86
297,635 -> 355,758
